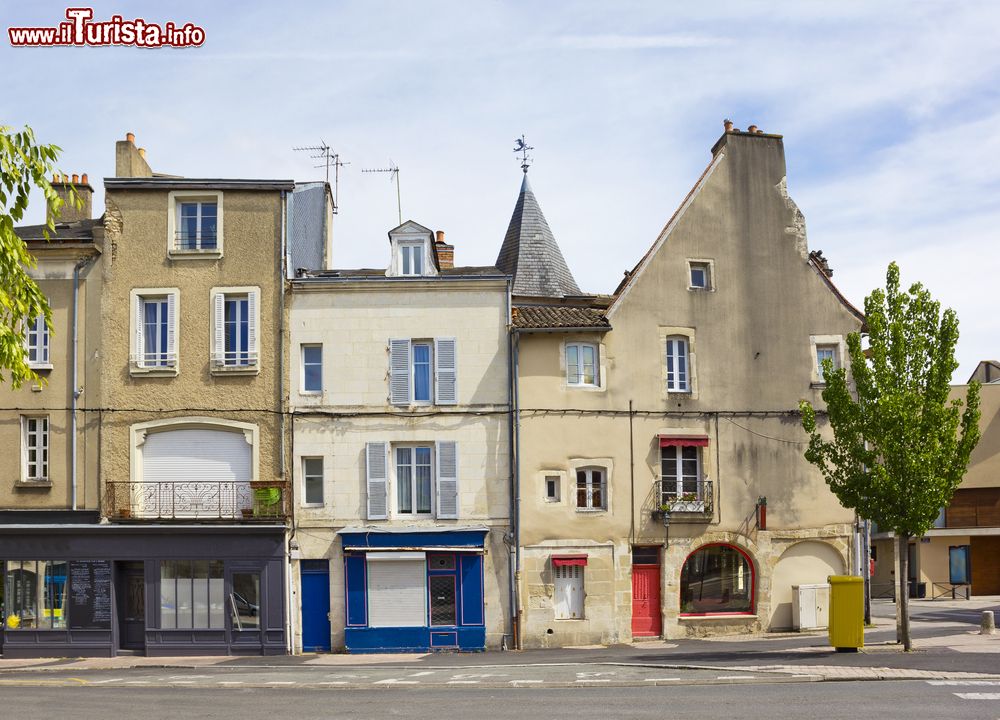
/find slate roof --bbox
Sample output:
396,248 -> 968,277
512,305 -> 609,330
14,218 -> 103,243
496,174 -> 582,298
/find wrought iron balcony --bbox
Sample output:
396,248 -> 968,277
652,479 -> 714,520
104,480 -> 288,522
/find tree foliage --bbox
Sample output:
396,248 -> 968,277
800,261 -> 981,649
0,125 -> 78,388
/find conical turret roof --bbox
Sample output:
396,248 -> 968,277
496,174 -> 582,298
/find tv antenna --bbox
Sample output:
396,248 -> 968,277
362,161 -> 401,225
514,134 -> 534,174
294,140 -> 349,212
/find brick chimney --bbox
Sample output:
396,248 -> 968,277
115,131 -> 153,177
434,230 -> 454,270
48,172 -> 93,223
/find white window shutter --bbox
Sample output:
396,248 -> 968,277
434,337 -> 457,405
166,292 -> 176,366
134,295 -> 145,367
435,440 -> 458,519
366,441 -> 388,520
389,338 -> 411,405
247,291 -> 258,362
213,292 -> 225,365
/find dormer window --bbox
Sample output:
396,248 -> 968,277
400,243 -> 424,276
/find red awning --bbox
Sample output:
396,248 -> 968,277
659,435 -> 709,447
552,555 -> 588,567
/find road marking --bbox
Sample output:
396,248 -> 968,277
928,681 -> 1000,686
170,674 -> 212,679
266,681 -> 296,685
953,693 -> 1000,700
318,681 -> 347,685
169,681 -> 196,685
124,681 -> 150,685
576,672 -> 616,678
717,675 -> 755,680
409,671 -> 435,677
644,678 -> 681,682
374,679 -> 418,685
218,681 -> 245,685
448,680 -> 480,685
576,679 -> 611,683
88,678 -> 126,685
452,673 -> 509,679
510,680 -> 543,684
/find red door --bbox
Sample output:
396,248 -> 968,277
632,564 -> 662,637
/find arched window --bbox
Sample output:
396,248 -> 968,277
680,544 -> 754,615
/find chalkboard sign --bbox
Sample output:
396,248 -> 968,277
68,560 -> 113,630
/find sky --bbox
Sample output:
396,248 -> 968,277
3,1 -> 998,382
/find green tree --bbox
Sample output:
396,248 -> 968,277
800,262 -> 980,651
0,125 -> 79,387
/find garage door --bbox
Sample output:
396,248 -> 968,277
971,537 -> 1000,595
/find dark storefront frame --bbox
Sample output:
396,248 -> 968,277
0,524 -> 287,658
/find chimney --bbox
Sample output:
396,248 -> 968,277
48,173 -> 94,223
434,230 -> 454,270
724,119 -> 734,132
115,131 -> 153,178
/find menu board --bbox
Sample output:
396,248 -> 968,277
68,560 -> 113,630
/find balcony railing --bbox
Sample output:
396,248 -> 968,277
104,480 -> 288,521
652,479 -> 714,519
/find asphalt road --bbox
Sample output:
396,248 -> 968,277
3,681 -> 998,720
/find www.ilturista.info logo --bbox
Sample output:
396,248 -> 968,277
8,8 -> 205,48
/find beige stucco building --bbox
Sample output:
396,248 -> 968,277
502,126 -> 864,647
287,222 -> 512,652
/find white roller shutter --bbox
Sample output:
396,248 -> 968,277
142,428 -> 252,518
367,554 -> 426,628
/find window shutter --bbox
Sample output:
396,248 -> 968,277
366,441 -> 388,520
166,292 -> 176,366
435,440 -> 458,519
247,291 -> 258,362
434,338 -> 457,405
134,295 -> 145,367
213,292 -> 225,365
388,338 -> 411,405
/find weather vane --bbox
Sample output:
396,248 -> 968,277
514,134 -> 534,174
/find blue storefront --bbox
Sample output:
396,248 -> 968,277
338,526 -> 487,652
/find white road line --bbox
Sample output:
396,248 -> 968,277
169,681 -> 196,685
409,671 -> 435,677
575,679 -> 612,683
717,675 -> 755,680
644,678 -> 681,682
510,680 -> 543,684
170,675 -> 212,679
266,681 -> 296,685
124,681 -> 150,685
447,680 -> 480,685
88,678 -> 125,685
373,679 -> 418,685
928,681 -> 1000,686
953,693 -> 1000,700
318,681 -> 347,685
218,681 -> 245,685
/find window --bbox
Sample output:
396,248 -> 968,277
131,290 -> 178,373
396,446 -> 433,515
400,243 -> 424,276
666,337 -> 690,392
212,289 -> 259,370
389,338 -> 457,405
545,475 -> 561,502
553,564 -> 584,619
302,457 -> 324,505
429,575 -> 457,626
21,416 -> 48,482
25,314 -> 49,368
680,544 -> 754,615
301,344 -> 322,393
810,335 -> 844,385
159,560 -> 225,629
816,345 -> 839,375
176,201 -> 217,250
566,343 -> 599,387
2,560 -> 67,630
661,446 -> 701,500
688,261 -> 712,290
576,467 -> 607,510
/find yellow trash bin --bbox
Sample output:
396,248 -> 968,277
828,575 -> 864,651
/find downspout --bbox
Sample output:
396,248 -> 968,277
279,189 -> 294,655
629,399 -> 635,547
509,293 -> 523,649
71,255 -> 95,511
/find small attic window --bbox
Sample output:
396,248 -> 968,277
400,242 -> 424,276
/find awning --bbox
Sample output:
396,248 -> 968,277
659,435 -> 709,447
552,554 -> 588,567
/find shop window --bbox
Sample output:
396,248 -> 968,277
231,571 -> 261,630
2,560 -> 67,630
680,544 -> 754,615
159,560 -> 225,629
429,575 -> 457,626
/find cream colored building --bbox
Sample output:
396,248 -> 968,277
287,222 -> 512,652
501,127 -> 864,647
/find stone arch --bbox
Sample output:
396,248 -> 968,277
768,540 -> 846,631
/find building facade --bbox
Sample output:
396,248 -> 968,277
505,127 -> 865,647
287,221 -> 512,652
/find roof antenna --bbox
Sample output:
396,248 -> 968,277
514,134 -> 534,174
294,140 -> 349,213
362,161 -> 401,225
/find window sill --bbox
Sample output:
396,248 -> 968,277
686,286 -> 714,292
810,382 -> 827,389
575,508 -> 608,513
300,503 -> 325,509
168,249 -> 222,260
300,391 -> 323,397
130,365 -> 179,377
14,479 -> 52,489
211,365 -> 260,376
28,363 -> 53,372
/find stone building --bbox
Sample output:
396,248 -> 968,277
287,221 -> 512,652
504,125 -> 864,647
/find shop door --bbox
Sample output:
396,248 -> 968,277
117,562 -> 146,651
971,537 -> 1000,595
229,569 -> 263,653
300,561 -> 331,652
632,551 -> 662,637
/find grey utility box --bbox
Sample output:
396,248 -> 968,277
792,583 -> 830,631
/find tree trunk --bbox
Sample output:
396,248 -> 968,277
897,532 -> 912,651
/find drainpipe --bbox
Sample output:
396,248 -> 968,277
504,281 -> 520,649
511,325 -> 522,650
279,189 -> 294,655
71,255 -> 95,511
